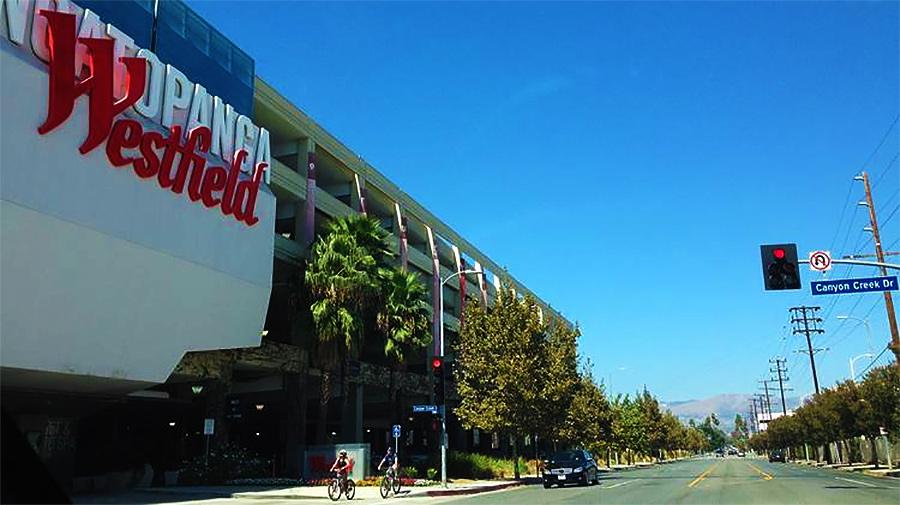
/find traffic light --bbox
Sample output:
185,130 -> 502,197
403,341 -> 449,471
760,244 -> 801,290
432,357 -> 445,406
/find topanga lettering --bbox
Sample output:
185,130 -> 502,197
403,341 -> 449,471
35,9 -> 266,226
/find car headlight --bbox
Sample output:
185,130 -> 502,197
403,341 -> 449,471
574,467 -> 583,473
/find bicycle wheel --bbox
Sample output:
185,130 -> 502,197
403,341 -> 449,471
328,479 -> 341,501
345,479 -> 356,500
392,475 -> 401,494
380,476 -> 390,499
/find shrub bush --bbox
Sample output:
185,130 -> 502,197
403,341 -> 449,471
399,466 -> 419,478
426,468 -> 438,481
178,443 -> 270,485
448,451 -> 529,480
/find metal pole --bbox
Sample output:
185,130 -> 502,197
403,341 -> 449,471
849,353 -> 875,381
798,258 -> 900,270
436,269 -> 478,489
438,278 -> 447,488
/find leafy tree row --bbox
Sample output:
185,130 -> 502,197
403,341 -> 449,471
748,364 -> 899,465
453,285 -> 712,475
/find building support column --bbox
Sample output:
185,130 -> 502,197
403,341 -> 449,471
395,203 -> 408,271
474,261 -> 488,306
302,139 -> 317,250
426,226 -> 441,357
284,370 -> 308,477
353,174 -> 368,216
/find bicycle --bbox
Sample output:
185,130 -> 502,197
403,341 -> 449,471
327,472 -> 356,501
379,467 -> 401,498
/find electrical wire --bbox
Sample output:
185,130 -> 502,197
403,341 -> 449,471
854,344 -> 891,380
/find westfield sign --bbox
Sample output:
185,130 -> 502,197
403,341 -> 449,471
20,8 -> 269,227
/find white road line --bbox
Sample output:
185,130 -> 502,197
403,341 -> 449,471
604,480 -> 635,489
834,476 -> 878,488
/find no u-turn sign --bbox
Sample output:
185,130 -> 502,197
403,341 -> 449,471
809,251 -> 832,272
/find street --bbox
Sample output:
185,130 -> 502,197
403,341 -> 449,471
443,458 -> 900,505
72,458 -> 900,505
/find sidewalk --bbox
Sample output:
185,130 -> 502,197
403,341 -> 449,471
790,460 -> 900,479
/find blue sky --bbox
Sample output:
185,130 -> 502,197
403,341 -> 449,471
191,1 -> 899,402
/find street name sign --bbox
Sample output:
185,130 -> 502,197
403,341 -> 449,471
412,404 -> 438,413
392,424 -> 401,438
811,276 -> 898,296
809,251 -> 832,272
204,418 -> 215,435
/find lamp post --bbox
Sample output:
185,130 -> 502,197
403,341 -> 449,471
437,268 -> 481,488
836,315 -> 873,353
849,353 -> 876,381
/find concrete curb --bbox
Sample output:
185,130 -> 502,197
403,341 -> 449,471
412,481 -> 523,498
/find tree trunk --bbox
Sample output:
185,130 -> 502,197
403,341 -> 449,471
389,367 -> 397,426
870,437 -> 879,468
512,436 -> 520,480
317,369 -> 331,444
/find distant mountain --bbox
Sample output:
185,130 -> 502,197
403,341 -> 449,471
662,393 -> 801,433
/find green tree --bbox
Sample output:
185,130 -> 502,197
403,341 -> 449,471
305,215 -> 387,443
858,365 -> 900,465
536,318 -> 581,445
558,367 -> 612,456
732,414 -> 749,450
454,286 -> 548,479
376,267 -> 432,424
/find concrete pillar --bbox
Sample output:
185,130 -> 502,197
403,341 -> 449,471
426,226 -> 441,357
301,138 -> 317,249
395,203 -> 408,271
353,174 -> 368,215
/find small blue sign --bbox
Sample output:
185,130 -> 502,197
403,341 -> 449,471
412,404 -> 438,414
392,424 -> 401,438
811,276 -> 898,296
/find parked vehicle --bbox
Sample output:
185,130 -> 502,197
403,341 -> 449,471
768,450 -> 786,463
542,450 -> 600,488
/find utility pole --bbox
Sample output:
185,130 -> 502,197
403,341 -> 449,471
790,306 -> 825,395
754,393 -> 770,429
769,358 -> 793,415
757,379 -> 773,417
859,172 -> 900,369
749,399 -> 759,433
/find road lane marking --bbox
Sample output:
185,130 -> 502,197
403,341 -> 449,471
604,480 -> 635,489
745,462 -> 774,481
834,476 -> 878,488
688,464 -> 716,488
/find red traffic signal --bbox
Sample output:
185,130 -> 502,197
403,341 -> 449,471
432,357 -> 442,370
760,244 -> 801,291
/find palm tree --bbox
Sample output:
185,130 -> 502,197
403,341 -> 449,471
306,215 -> 387,442
376,267 -> 432,424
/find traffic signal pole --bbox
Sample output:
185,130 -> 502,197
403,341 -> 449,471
860,172 -> 900,370
437,269 -> 481,488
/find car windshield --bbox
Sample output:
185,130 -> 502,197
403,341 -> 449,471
551,451 -> 583,462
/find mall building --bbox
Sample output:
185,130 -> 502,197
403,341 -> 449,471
0,0 -> 568,490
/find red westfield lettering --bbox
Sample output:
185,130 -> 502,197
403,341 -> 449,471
36,10 -> 265,227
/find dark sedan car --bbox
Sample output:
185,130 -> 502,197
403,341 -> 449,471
542,450 -> 599,488
768,449 -> 786,463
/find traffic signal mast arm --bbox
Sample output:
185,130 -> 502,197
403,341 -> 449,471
799,258 -> 900,270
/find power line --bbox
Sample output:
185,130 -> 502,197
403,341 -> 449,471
854,344 -> 891,380
861,114 -> 899,172
871,151 -> 899,191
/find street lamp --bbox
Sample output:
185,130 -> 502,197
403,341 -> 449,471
849,353 -> 875,381
437,268 -> 482,488
836,315 -> 873,353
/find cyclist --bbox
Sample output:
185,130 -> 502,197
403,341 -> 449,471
330,449 -> 352,490
378,446 -> 398,478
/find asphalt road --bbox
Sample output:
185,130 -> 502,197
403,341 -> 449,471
443,457 -> 900,505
